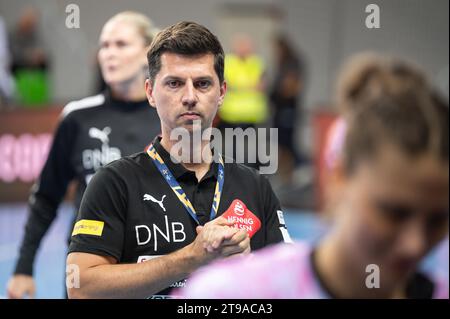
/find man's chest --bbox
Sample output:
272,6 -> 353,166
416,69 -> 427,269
121,174 -> 267,262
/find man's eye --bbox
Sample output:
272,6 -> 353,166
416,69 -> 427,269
116,41 -> 127,48
196,81 -> 211,89
167,81 -> 180,88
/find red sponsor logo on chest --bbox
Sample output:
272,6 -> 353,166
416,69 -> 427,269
221,199 -> 261,238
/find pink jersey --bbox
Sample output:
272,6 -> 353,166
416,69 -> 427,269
176,242 -> 328,299
177,242 -> 449,299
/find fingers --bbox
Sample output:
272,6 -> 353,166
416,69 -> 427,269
220,235 -> 251,257
209,216 -> 234,227
7,275 -> 35,299
7,288 -> 20,299
7,284 -> 32,299
221,229 -> 248,247
7,281 -> 21,299
194,218 -> 252,260
29,286 -> 36,299
203,226 -> 238,252
196,225 -> 203,234
215,226 -> 239,242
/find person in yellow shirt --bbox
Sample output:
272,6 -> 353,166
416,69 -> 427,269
218,34 -> 267,169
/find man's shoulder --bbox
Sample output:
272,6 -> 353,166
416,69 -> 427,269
100,151 -> 152,178
224,160 -> 275,198
224,158 -> 264,182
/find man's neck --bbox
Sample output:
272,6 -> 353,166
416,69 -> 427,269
160,131 -> 213,181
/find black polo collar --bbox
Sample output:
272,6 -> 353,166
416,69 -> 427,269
152,136 -> 218,182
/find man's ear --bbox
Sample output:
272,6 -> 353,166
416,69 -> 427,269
145,79 -> 156,108
218,80 -> 227,107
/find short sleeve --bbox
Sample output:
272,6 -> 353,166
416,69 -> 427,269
261,175 -> 293,245
68,165 -> 127,261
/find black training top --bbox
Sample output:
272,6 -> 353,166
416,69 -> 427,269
68,136 -> 291,298
14,88 -> 161,276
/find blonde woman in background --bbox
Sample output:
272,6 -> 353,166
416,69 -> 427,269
7,11 -> 161,298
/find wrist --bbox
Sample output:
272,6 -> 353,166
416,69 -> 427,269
177,243 -> 211,275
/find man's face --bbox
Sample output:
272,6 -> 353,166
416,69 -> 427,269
146,53 -> 226,135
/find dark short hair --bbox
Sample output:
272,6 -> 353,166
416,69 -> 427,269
147,21 -> 224,84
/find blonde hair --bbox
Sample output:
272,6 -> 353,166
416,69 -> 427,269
106,11 -> 159,46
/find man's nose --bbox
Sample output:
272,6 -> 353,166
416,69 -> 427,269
181,81 -> 198,108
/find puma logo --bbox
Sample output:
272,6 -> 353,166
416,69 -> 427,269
143,194 -> 167,212
89,126 -> 111,144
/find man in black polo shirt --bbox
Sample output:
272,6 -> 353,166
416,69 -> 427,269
67,21 -> 291,299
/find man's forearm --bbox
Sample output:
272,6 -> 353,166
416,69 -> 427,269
68,244 -> 204,299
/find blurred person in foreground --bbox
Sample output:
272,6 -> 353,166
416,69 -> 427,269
7,11 -> 161,298
178,54 -> 449,299
323,54 -> 449,280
